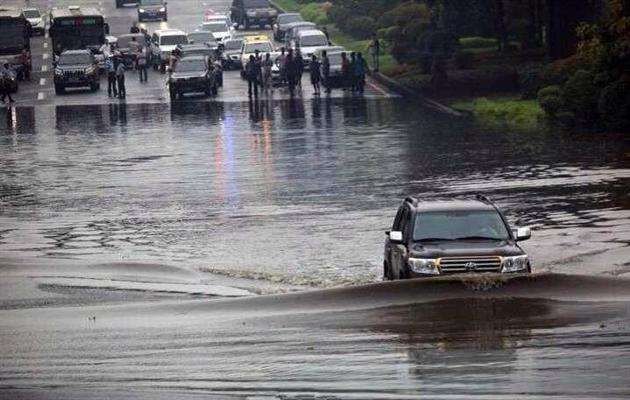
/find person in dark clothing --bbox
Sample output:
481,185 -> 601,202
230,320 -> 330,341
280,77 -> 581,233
349,52 -> 358,92
105,56 -> 117,97
309,55 -> 321,95
285,49 -> 299,97
355,52 -> 368,94
322,26 -> 330,45
0,65 -> 15,104
130,22 -> 140,33
368,36 -> 380,72
321,50 -> 331,94
294,50 -> 304,88
245,55 -> 260,98
116,60 -> 126,99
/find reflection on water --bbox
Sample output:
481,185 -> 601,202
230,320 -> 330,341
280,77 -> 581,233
0,100 -> 629,283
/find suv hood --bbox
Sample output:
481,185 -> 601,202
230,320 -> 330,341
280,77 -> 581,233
139,4 -> 164,10
171,71 -> 206,79
410,240 -> 524,259
57,64 -> 91,70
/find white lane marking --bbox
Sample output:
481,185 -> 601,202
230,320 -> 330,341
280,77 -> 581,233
37,92 -> 45,101
43,42 -> 48,48
40,78 -> 46,86
43,53 -> 49,60
42,65 -> 48,72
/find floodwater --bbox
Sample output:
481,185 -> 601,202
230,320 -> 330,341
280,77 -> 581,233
1,98 -> 630,399
1,99 -> 628,286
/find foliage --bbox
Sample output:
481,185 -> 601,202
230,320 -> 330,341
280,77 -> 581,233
452,96 -> 545,131
345,16 -> 377,39
300,2 -> 330,25
537,0 -> 630,131
537,85 -> 562,117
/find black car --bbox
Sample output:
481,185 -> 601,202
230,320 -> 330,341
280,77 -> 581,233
220,38 -> 244,70
177,44 -> 223,86
53,50 -> 100,94
272,13 -> 302,41
383,196 -> 532,280
168,56 -> 218,100
230,0 -> 277,29
137,0 -> 167,21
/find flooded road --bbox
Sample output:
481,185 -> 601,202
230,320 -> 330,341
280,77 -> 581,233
1,99 -> 629,287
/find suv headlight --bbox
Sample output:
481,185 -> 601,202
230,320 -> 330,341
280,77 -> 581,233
408,258 -> 440,275
159,7 -> 166,12
54,67 -> 63,75
85,66 -> 96,74
501,255 -> 529,273
139,8 -> 146,12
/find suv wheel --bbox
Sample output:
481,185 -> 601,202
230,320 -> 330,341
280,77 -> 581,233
54,84 -> 65,95
90,82 -> 99,92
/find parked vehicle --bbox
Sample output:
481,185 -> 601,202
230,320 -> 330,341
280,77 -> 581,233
283,21 -> 316,46
230,0 -> 277,30
383,196 -> 532,280
273,13 -> 302,41
53,49 -> 99,94
150,29 -> 187,72
116,33 -> 149,67
198,20 -> 233,42
239,35 -> 273,71
0,8 -> 31,77
292,29 -> 329,67
168,55 -> 218,100
22,8 -> 45,36
187,31 -> 219,49
314,47 -> 345,87
220,38 -> 244,69
115,0 -> 139,8
137,0 -> 167,22
49,7 -> 108,56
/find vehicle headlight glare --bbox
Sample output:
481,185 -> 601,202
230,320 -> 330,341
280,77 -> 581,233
54,68 -> 63,75
139,8 -> 145,12
501,255 -> 529,273
408,258 -> 440,275
159,7 -> 166,12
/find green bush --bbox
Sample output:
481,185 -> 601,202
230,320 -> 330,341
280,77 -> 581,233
345,16 -> 377,40
459,36 -> 498,49
598,80 -> 630,131
300,3 -> 329,25
560,69 -> 600,126
537,85 -> 562,117
518,66 -> 542,100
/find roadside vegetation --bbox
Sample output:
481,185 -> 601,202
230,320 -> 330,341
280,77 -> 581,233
272,0 -> 629,132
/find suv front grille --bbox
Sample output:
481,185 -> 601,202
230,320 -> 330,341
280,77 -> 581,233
63,70 -> 84,79
439,256 -> 502,274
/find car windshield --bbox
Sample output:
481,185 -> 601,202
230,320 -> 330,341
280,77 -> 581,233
278,14 -> 302,24
140,0 -> 163,5
59,53 -> 92,65
160,35 -> 187,46
175,59 -> 206,72
412,210 -> 510,241
244,42 -> 272,53
23,10 -> 40,18
224,40 -> 242,50
201,23 -> 227,32
118,36 -> 145,48
188,32 -> 216,44
244,0 -> 270,8
300,34 -> 327,47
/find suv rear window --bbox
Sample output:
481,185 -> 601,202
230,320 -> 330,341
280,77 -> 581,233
413,210 -> 510,241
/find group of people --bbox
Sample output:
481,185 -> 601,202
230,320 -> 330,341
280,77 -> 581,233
0,62 -> 16,105
101,31 -> 152,100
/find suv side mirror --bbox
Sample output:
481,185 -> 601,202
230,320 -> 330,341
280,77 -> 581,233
515,227 -> 531,241
389,231 -> 403,244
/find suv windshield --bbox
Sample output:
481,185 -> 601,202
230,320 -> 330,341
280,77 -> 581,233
175,59 -> 206,72
300,34 -> 327,47
278,14 -> 301,24
224,40 -> 243,50
413,210 -> 510,241
244,42 -> 272,53
160,35 -> 187,46
201,23 -> 227,32
59,53 -> 92,65
23,10 -> 40,18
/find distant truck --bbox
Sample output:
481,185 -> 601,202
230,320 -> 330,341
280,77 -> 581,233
49,6 -> 109,57
0,8 -> 31,81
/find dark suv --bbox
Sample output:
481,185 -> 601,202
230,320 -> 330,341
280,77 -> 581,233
231,0 -> 277,29
53,50 -> 100,94
168,55 -> 218,100
384,196 -> 531,280
137,0 -> 167,22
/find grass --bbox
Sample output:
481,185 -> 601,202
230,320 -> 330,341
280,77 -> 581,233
451,95 -> 546,131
